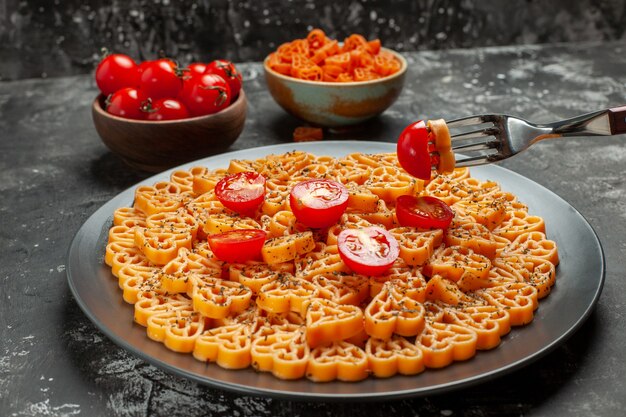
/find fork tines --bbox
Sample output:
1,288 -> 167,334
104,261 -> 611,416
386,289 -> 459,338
444,116 -> 502,167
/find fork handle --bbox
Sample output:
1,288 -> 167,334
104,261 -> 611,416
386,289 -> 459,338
608,106 -> 626,135
547,106 -> 626,136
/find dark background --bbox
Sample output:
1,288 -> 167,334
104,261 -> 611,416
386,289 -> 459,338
1,0 -> 625,81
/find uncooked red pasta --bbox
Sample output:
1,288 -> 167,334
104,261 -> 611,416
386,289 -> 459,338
267,29 -> 402,82
104,149 -> 559,382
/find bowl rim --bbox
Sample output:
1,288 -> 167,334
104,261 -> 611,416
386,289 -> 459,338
92,89 -> 247,125
263,47 -> 407,87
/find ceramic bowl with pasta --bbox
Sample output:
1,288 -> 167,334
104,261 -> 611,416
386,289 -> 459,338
263,30 -> 407,127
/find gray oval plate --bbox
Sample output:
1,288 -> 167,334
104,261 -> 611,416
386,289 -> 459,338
66,141 -> 605,401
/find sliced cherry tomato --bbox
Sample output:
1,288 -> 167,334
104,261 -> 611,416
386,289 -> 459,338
139,58 -> 183,100
397,120 -> 438,180
105,87 -> 146,120
205,60 -> 243,100
396,195 -> 454,229
180,73 -> 231,117
289,179 -> 349,228
215,172 -> 266,215
338,226 -> 399,276
143,98 -> 190,121
207,229 -> 266,263
95,53 -> 139,96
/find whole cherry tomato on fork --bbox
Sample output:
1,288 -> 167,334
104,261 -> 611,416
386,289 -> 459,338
207,229 -> 267,263
289,179 -> 349,228
396,195 -> 454,229
215,172 -> 266,215
338,226 -> 399,276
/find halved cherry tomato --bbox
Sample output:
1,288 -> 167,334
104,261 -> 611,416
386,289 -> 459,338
205,60 -> 243,100
289,179 -> 349,228
338,226 -> 399,276
215,172 -> 266,215
95,53 -> 139,96
207,229 -> 266,263
396,195 -> 454,229
397,120 -> 438,180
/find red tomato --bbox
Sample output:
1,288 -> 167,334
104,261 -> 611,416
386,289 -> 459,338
139,58 -> 182,100
396,195 -> 454,229
180,73 -> 231,117
205,60 -> 243,100
289,179 -> 349,228
207,229 -> 266,263
187,62 -> 208,77
397,120 -> 439,180
105,87 -> 146,119
338,226 -> 399,276
144,98 -> 190,121
95,53 -> 139,96
215,172 -> 266,215
136,60 -> 153,76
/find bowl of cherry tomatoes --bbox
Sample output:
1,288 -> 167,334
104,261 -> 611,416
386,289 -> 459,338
92,54 -> 246,172
264,29 -> 407,127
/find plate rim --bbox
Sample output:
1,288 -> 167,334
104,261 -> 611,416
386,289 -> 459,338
66,140 -> 605,401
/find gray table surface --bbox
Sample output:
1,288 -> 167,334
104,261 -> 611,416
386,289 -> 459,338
1,40 -> 625,417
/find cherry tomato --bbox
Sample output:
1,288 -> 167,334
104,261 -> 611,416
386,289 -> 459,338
187,62 -> 208,77
207,229 -> 266,263
136,60 -> 153,76
396,195 -> 454,229
338,226 -> 399,276
215,172 -> 266,215
180,73 -> 231,117
95,53 -> 139,96
139,58 -> 182,100
289,179 -> 349,228
144,98 -> 190,121
105,87 -> 146,120
205,60 -> 243,100
397,120 -> 438,180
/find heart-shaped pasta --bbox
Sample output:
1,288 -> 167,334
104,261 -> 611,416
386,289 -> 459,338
133,289 -> 192,327
443,305 -> 511,350
147,309 -> 208,353
311,272 -> 369,306
256,275 -> 318,314
193,323 -> 253,369
366,335 -> 425,378
493,210 -> 546,241
390,227 -> 443,266
159,247 -> 223,294
251,325 -> 309,380
305,299 -> 364,348
417,321 -> 478,369
191,276 -> 253,319
495,254 -> 556,299
424,245 -> 492,283
498,231 -> 559,266
475,282 -> 538,326
134,181 -> 190,216
364,280 -> 426,340
307,341 -> 369,382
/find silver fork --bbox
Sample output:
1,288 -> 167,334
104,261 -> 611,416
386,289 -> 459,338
444,106 -> 626,167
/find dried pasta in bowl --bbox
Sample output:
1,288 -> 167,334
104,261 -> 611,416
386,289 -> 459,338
105,150 -> 559,382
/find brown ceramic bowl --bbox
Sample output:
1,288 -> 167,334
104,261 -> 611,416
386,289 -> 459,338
263,48 -> 407,127
92,91 -> 247,172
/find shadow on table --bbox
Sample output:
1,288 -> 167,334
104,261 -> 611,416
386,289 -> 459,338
264,112 -> 404,143
59,285 -> 601,417
89,151 -> 152,189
